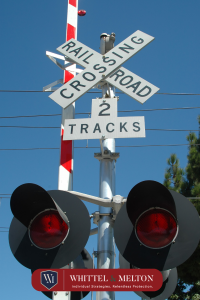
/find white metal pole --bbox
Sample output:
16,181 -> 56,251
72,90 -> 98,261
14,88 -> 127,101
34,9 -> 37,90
96,84 -> 116,300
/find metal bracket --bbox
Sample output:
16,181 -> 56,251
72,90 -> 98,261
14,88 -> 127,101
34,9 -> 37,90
93,80 -> 106,90
53,292 -> 70,299
92,211 -> 100,225
112,195 -> 125,220
69,191 -> 126,214
94,150 -> 120,161
64,54 -> 78,64
43,79 -> 63,92
94,139 -> 120,161
44,51 -> 84,92
92,211 -> 114,225
46,51 -> 83,73
90,227 -> 98,236
93,250 -> 115,258
91,199 -> 126,222
48,55 -> 72,70
69,191 -> 112,207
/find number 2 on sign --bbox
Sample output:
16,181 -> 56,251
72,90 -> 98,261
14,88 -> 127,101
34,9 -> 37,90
98,103 -> 111,116
91,98 -> 118,119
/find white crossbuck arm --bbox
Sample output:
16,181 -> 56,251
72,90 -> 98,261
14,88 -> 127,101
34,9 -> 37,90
49,30 -> 159,108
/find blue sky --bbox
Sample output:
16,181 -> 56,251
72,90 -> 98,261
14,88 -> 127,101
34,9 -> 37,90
1,0 -> 200,299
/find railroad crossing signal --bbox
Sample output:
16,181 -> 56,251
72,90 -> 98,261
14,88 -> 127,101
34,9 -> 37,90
114,180 -> 200,298
114,180 -> 200,271
9,183 -> 90,270
49,30 -> 159,108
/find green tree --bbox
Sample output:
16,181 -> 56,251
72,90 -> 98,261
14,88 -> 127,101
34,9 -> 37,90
163,153 -> 184,192
164,117 -> 200,299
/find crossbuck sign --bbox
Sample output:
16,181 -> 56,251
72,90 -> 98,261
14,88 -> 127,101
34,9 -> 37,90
49,30 -> 159,108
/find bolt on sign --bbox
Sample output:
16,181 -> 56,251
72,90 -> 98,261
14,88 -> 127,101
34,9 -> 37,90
63,98 -> 145,140
49,30 -> 159,108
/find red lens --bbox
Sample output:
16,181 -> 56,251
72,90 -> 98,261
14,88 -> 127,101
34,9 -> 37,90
29,210 -> 69,249
136,208 -> 177,248
78,10 -> 86,16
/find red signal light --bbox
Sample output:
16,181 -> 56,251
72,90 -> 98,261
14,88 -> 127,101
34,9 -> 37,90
78,10 -> 86,16
29,210 -> 69,249
136,208 -> 178,249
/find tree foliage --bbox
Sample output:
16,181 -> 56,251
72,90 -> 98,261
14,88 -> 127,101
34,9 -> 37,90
164,117 -> 200,299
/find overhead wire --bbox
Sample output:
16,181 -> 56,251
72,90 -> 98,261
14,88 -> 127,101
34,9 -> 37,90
0,106 -> 199,131
0,125 -> 199,131
0,106 -> 200,120
1,90 -> 200,95
0,114 -> 61,119
0,144 -> 200,151
0,194 -> 11,195
0,108 -> 198,148
0,90 -> 102,93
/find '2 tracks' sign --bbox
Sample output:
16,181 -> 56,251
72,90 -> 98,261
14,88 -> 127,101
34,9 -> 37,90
63,98 -> 145,140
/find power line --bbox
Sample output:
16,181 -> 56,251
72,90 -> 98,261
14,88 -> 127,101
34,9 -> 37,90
0,148 -> 60,151
156,93 -> 200,96
1,90 -> 200,96
118,106 -> 200,113
146,129 -> 199,132
75,144 -> 200,148
0,114 -> 61,119
0,194 -> 11,197
0,90 -> 101,93
115,143 -> 200,147
0,125 -> 198,131
0,107 -> 199,120
0,144 -> 199,151
0,126 -> 60,129
0,194 -> 11,195
0,106 -> 200,120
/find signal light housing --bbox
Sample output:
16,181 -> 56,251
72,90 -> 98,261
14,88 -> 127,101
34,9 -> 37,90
114,180 -> 200,271
9,183 -> 90,270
